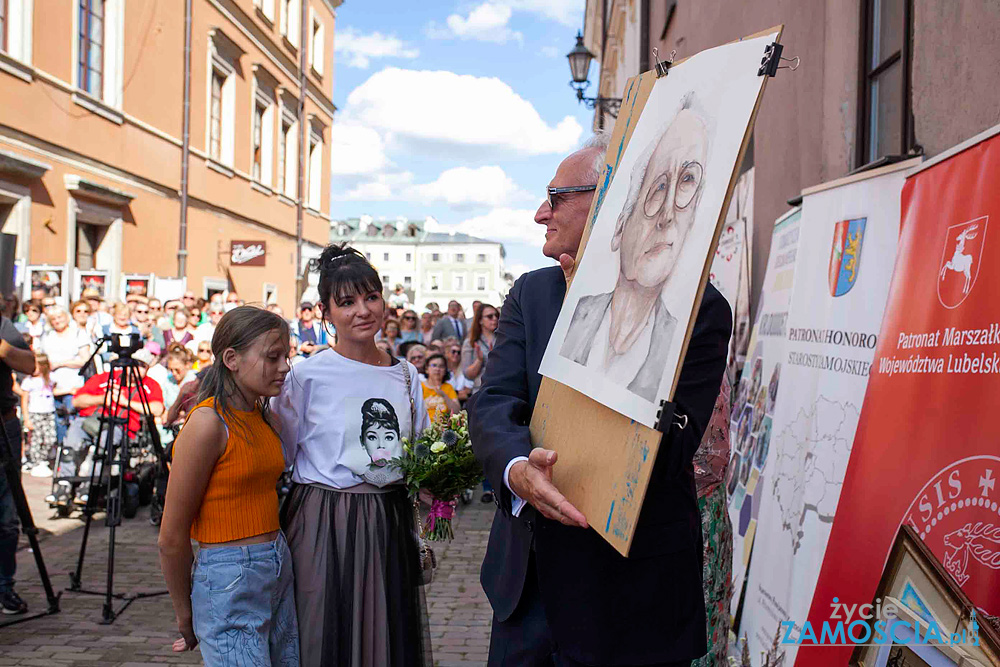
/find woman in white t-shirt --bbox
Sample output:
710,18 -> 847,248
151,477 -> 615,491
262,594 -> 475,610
273,244 -> 431,667
39,306 -> 90,444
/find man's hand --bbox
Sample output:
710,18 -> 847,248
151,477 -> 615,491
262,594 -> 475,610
559,253 -> 576,284
508,448 -> 588,528
300,342 -> 317,355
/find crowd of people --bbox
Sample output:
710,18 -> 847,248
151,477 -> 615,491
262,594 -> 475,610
9,284 -> 500,503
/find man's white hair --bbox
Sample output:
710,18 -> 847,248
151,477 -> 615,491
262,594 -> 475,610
581,131 -> 612,184
620,91 -> 713,222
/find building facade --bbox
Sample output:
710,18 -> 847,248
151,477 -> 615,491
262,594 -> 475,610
582,0 -> 1000,309
0,0 -> 339,312
330,216 -> 510,313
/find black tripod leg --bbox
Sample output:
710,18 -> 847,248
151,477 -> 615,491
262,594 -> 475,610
0,418 -> 60,625
70,383 -> 116,591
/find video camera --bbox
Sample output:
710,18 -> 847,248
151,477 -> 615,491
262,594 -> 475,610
106,332 -> 143,359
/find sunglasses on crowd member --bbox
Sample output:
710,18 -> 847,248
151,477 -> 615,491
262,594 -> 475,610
403,315 -> 417,321
135,307 -> 149,315
73,306 -> 90,315
198,345 -> 211,353
482,312 -> 499,320
546,184 -> 597,210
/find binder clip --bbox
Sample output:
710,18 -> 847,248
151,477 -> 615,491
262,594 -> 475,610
653,47 -> 675,78
654,400 -> 688,433
758,41 -> 799,77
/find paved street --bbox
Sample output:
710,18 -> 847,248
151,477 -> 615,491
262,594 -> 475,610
0,478 -> 495,667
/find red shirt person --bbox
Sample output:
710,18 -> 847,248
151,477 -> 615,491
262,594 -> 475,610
72,362 -> 165,436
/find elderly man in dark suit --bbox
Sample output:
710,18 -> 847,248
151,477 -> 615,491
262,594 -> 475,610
468,133 -> 731,666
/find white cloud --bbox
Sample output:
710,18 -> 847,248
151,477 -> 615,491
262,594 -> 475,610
337,166 -> 531,209
337,171 -> 414,201
539,45 -> 560,58
431,3 -> 523,44
445,207 -> 544,247
334,27 -> 419,69
330,123 -> 389,176
506,0 -> 582,26
404,166 -> 530,208
343,68 -> 583,156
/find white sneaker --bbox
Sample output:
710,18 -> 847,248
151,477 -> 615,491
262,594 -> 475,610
30,463 -> 53,478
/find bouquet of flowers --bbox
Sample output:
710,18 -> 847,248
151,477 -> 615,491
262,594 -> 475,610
388,410 -> 482,540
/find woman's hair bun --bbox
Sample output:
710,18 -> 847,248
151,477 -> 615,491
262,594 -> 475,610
317,243 -> 364,272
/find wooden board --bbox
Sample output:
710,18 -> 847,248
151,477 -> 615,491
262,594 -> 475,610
529,25 -> 784,557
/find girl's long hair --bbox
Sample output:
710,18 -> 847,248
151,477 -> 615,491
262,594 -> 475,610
35,353 -> 52,388
195,306 -> 289,428
469,303 -> 497,346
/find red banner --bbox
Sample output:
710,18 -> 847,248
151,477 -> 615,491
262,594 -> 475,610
803,130 -> 1000,663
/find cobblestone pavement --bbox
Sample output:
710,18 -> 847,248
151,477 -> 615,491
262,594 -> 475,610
0,478 -> 496,666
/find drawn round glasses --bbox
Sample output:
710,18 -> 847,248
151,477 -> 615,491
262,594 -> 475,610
546,184 -> 597,210
642,161 -> 704,218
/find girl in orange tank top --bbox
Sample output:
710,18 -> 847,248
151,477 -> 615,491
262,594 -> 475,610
157,307 -> 297,666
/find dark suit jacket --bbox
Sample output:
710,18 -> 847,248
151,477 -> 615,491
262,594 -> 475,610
468,267 -> 732,665
431,316 -> 465,342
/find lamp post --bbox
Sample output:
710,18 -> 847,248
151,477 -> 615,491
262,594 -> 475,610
567,31 -> 622,120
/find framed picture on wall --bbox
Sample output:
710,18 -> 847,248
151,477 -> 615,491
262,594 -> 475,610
122,274 -> 154,300
77,270 -> 109,299
24,265 -> 65,302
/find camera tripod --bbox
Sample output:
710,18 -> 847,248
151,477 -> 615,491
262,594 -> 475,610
0,413 -> 60,627
65,351 -> 169,624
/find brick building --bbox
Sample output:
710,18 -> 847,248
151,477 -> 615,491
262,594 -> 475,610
0,0 -> 340,312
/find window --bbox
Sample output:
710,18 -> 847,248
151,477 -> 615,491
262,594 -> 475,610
405,252 -> 412,262
858,0 -> 914,166
254,0 -> 275,23
280,0 -> 300,48
455,253 -> 465,263
1,0 -> 8,53
382,275 -> 390,284
383,252 -> 389,261
477,274 -> 486,291
454,274 -> 465,291
77,0 -> 104,97
251,78 -> 275,186
206,34 -> 236,167
404,276 -> 412,286
209,70 -> 224,160
0,0 -> 30,69
431,253 -> 440,262
75,223 -> 105,270
307,126 -> 322,209
477,253 -> 487,263
365,252 -> 371,260
430,274 -> 441,291
277,104 -> 297,197
309,9 -> 325,75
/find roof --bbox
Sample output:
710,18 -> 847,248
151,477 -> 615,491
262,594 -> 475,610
329,218 -> 506,254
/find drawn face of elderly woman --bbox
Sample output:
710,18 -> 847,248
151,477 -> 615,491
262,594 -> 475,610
612,106 -> 709,289
359,398 -> 401,467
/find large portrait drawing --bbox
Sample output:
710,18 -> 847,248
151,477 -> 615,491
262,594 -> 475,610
539,32 -> 777,426
559,94 -> 711,401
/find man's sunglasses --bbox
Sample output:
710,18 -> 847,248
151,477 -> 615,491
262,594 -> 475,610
546,185 -> 597,210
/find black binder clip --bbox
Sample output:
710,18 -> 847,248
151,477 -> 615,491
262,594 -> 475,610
654,400 -> 688,433
653,47 -> 675,78
758,41 -> 799,77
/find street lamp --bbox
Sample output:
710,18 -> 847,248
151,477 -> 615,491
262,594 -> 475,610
567,31 -> 622,119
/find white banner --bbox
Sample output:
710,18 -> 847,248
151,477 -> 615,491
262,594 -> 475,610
710,166 -> 754,384
737,163 -> 911,663
727,206 -> 801,618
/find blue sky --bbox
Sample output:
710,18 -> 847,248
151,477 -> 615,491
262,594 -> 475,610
329,0 -> 595,276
